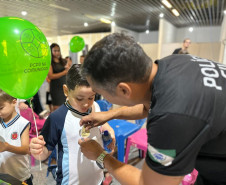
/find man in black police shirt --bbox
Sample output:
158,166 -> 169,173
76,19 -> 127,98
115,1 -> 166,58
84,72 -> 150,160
78,33 -> 226,185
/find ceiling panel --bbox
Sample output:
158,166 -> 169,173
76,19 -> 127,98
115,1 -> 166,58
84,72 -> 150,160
0,0 -> 225,37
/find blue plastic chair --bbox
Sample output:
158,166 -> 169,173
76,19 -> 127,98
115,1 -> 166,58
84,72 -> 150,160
108,118 -> 146,162
96,99 -> 113,111
96,99 -> 146,162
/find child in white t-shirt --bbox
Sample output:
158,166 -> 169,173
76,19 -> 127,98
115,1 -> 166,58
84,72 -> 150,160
0,90 -> 32,184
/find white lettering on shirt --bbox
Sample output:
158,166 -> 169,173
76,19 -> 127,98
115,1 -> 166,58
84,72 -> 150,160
191,56 -> 225,91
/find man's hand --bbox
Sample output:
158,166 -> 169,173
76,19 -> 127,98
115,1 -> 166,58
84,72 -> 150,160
78,138 -> 104,160
80,112 -> 111,130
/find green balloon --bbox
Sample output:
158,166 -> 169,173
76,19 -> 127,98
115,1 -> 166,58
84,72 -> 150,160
70,36 -> 85,53
0,17 -> 51,99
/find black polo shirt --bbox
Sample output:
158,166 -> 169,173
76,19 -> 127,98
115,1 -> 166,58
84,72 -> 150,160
146,55 -> 226,183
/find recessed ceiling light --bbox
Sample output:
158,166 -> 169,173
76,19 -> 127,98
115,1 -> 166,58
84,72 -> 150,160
84,22 -> 88,27
100,18 -> 112,24
49,4 -> 70,11
172,9 -> 180,16
224,10 -> 226,14
159,13 -> 164,18
145,30 -> 149,34
21,11 -> 27,16
189,27 -> 193,32
161,0 -> 172,8
111,21 -> 116,26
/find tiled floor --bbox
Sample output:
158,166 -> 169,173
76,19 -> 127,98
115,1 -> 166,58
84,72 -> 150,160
31,147 -> 145,185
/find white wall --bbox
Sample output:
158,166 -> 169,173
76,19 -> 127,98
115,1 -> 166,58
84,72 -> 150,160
175,26 -> 221,43
138,31 -> 159,43
140,43 -> 158,62
47,32 -> 111,61
137,26 -> 221,44
160,19 -> 176,43
158,18 -> 176,58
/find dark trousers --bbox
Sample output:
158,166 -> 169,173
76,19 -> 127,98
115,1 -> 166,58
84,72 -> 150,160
25,92 -> 43,115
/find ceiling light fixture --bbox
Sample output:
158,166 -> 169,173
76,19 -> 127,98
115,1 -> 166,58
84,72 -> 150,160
224,10 -> 226,14
189,27 -> 193,32
172,9 -> 180,16
100,18 -> 112,24
161,0 -> 172,8
159,13 -> 164,18
145,30 -> 149,34
84,22 -> 88,27
111,2 -> 116,17
111,21 -> 116,26
49,4 -> 70,11
21,11 -> 27,16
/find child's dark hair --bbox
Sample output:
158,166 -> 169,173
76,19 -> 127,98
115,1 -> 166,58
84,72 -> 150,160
0,89 -> 16,102
66,64 -> 90,90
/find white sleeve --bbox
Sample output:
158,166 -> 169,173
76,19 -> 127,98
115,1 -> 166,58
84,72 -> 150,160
93,101 -> 102,130
93,101 -> 101,112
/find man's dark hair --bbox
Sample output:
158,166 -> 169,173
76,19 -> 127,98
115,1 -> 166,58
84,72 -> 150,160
66,64 -> 90,90
82,33 -> 152,93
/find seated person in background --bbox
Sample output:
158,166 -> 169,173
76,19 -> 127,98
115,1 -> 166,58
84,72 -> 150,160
0,90 -> 32,185
173,38 -> 191,54
30,64 -> 115,185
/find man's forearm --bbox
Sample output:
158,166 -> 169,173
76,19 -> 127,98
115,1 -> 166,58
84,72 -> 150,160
110,104 -> 148,120
104,154 -> 142,185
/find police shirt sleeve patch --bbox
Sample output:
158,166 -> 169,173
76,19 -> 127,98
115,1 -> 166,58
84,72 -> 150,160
147,144 -> 176,166
146,113 -> 208,176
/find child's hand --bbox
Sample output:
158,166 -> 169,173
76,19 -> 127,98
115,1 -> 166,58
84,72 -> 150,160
30,135 -> 46,156
0,141 -> 7,152
107,135 -> 116,154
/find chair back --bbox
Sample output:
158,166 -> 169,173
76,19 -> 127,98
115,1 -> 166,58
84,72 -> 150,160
182,169 -> 198,185
96,99 -> 113,111
135,118 -> 147,127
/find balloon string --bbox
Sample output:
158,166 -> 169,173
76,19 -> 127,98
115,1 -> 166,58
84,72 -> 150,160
29,98 -> 42,171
